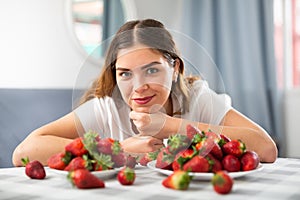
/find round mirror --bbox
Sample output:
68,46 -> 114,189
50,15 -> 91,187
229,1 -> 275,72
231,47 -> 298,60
66,0 -> 137,63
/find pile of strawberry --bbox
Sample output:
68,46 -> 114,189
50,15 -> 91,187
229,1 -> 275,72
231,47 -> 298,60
20,131 -> 137,189
153,124 -> 260,173
47,131 -> 137,172
141,124 -> 260,194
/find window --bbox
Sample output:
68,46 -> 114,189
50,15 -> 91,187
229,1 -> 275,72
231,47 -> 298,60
274,0 -> 300,88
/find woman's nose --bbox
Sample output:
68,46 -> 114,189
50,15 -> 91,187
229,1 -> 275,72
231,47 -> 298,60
134,83 -> 149,93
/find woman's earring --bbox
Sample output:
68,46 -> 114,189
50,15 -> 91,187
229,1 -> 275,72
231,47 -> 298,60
174,72 -> 178,83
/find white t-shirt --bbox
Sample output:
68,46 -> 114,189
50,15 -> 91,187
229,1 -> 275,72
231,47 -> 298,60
74,80 -> 232,140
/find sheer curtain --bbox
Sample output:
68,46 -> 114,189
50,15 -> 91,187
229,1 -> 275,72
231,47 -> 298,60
179,0 -> 283,152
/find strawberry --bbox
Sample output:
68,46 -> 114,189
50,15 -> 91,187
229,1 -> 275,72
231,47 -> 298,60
68,169 -> 105,189
21,157 -> 46,179
125,155 -> 137,168
220,134 -> 231,143
206,154 -> 223,173
111,152 -> 126,168
222,154 -> 241,172
65,137 -> 88,157
64,156 -> 93,171
172,148 -> 195,171
222,139 -> 246,157
240,150 -> 260,171
139,151 -> 159,166
155,147 -> 174,170
186,124 -> 202,140
204,131 -> 221,143
162,170 -> 191,190
117,167 -> 136,185
195,137 -> 215,157
210,142 -> 223,160
183,155 -> 210,172
212,170 -> 233,194
47,152 -> 72,170
97,138 -> 122,155
167,134 -> 191,154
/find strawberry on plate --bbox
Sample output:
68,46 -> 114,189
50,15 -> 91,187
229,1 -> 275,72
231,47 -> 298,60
64,156 -> 93,171
21,157 -> 46,179
47,152 -> 72,170
155,147 -> 174,170
65,137 -> 88,157
222,139 -> 246,157
162,170 -> 191,190
240,150 -> 260,171
117,167 -> 136,185
139,151 -> 159,166
212,170 -> 233,194
68,169 -> 105,189
222,154 -> 241,172
183,155 -> 210,173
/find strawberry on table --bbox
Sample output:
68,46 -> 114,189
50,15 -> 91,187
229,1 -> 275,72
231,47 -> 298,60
222,139 -> 246,157
212,171 -> 233,194
21,157 -> 46,179
68,169 -> 105,189
125,155 -> 137,168
47,152 -> 72,170
117,167 -> 136,185
162,170 -> 191,190
240,150 -> 260,171
65,137 -> 88,157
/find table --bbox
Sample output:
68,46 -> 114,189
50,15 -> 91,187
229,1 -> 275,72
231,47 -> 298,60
0,158 -> 300,200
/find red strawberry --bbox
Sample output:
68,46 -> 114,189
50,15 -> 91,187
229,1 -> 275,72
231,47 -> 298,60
97,138 -> 122,155
222,155 -> 241,172
210,142 -> 223,160
117,167 -> 136,185
47,152 -> 72,170
204,131 -> 221,143
195,137 -> 215,157
64,156 -> 93,171
220,134 -> 231,143
68,169 -> 105,189
155,147 -> 174,170
21,157 -> 46,179
186,124 -> 202,140
139,151 -> 159,166
222,139 -> 246,157
125,155 -> 137,168
212,171 -> 233,194
172,148 -> 195,171
206,154 -> 223,173
111,152 -> 126,168
240,150 -> 260,171
183,155 -> 210,172
162,170 -> 191,190
65,137 -> 88,157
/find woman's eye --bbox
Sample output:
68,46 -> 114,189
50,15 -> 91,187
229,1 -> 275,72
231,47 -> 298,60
119,71 -> 132,78
146,68 -> 159,74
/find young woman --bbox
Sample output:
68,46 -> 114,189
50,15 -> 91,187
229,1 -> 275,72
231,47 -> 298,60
12,19 -> 277,166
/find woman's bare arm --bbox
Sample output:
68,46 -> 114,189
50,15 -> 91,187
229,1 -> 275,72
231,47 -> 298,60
12,112 -> 80,166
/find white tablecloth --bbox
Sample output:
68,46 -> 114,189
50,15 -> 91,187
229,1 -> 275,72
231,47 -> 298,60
0,158 -> 300,200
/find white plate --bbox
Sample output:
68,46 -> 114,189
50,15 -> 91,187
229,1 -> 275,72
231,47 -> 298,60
48,168 -> 121,180
147,160 -> 264,180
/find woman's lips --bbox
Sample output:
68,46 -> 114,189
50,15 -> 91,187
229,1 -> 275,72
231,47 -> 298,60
132,95 -> 155,105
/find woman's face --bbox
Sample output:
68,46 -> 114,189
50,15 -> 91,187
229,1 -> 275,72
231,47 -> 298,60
115,47 -> 176,113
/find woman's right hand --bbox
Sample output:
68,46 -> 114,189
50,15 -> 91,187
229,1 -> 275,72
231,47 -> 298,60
120,135 -> 164,155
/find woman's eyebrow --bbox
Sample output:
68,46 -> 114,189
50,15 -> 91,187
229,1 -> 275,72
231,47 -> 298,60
116,61 -> 161,71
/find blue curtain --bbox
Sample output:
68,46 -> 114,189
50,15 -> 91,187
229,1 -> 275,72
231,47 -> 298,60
180,0 -> 283,151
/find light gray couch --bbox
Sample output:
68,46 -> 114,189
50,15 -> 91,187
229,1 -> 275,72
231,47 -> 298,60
0,89 -> 72,167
